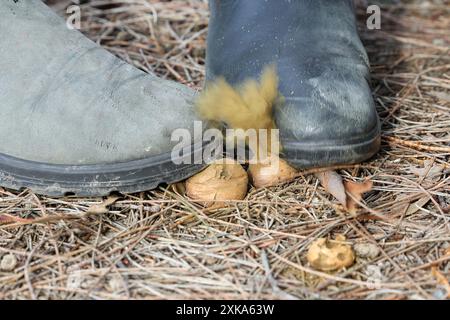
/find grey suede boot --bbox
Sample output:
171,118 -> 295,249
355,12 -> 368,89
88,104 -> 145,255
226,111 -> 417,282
206,0 -> 381,169
0,0 -> 210,196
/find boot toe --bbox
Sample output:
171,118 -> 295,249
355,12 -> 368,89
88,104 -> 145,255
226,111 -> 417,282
276,73 -> 380,168
0,0 -> 211,196
205,0 -> 381,169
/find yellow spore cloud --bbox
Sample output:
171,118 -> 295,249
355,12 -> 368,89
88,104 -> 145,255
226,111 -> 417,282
196,65 -> 280,132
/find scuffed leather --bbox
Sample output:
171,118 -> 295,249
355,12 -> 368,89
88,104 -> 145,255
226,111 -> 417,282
206,0 -> 379,145
0,0 -> 198,165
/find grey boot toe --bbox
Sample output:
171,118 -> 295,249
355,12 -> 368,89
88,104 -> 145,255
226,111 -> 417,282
0,0 -> 209,196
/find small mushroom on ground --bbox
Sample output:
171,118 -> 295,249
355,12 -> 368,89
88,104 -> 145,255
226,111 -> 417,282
354,243 -> 381,259
0,254 -> 17,272
307,235 -> 355,272
186,159 -> 248,208
248,156 -> 298,188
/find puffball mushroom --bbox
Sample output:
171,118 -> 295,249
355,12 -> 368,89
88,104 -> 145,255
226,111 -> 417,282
307,235 -> 355,272
186,159 -> 248,208
248,156 -> 298,189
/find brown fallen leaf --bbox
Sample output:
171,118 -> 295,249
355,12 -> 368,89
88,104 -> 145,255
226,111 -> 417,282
344,179 -> 373,214
86,195 -> 120,215
412,159 -> 444,176
315,171 -> 347,208
307,234 -> 355,272
404,196 -> 431,216
315,171 -> 373,213
186,159 -> 248,208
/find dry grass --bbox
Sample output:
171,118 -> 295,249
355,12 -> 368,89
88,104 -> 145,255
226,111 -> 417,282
1,0 -> 449,300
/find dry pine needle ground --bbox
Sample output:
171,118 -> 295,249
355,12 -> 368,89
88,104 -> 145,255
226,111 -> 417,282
0,0 -> 449,300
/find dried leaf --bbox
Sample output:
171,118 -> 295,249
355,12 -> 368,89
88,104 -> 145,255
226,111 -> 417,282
344,179 -> 373,214
405,196 -> 431,215
411,159 -> 444,180
307,234 -> 355,272
315,171 -> 347,208
86,195 -> 120,215
315,171 -> 373,213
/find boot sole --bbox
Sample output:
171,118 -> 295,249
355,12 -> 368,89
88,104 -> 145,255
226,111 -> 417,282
0,142 -> 209,197
281,124 -> 381,169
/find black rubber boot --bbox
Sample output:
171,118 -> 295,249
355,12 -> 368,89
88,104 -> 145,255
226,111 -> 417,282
0,1 -> 213,196
206,0 -> 381,168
